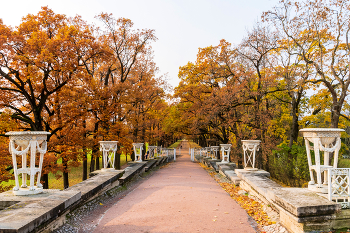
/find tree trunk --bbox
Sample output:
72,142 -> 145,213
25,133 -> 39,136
83,119 -> 88,180
63,159 -> 69,189
131,151 -> 135,161
114,151 -> 121,170
42,173 -> 49,189
83,153 -> 88,180
90,155 -> 95,172
96,155 -> 100,170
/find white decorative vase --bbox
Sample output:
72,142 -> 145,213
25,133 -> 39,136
300,128 -> 344,193
205,147 -> 211,158
242,140 -> 261,171
99,141 -> 118,170
220,144 -> 231,163
211,146 -> 220,159
133,143 -> 144,162
148,146 -> 157,159
6,131 -> 50,195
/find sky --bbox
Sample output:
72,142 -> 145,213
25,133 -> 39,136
0,0 -> 280,89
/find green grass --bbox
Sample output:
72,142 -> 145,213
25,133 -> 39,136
0,153 -> 132,192
338,158 -> 350,168
188,141 -> 201,148
168,140 -> 182,148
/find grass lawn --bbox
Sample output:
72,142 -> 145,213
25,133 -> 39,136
188,141 -> 201,148
338,158 -> 350,168
1,153 -> 132,191
168,140 -> 182,148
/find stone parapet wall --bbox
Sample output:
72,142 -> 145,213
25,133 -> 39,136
0,157 -> 168,233
199,156 -> 350,233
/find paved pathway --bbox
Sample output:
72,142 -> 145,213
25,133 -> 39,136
93,141 -> 256,233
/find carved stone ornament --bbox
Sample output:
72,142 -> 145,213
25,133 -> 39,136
220,144 -> 232,163
99,141 -> 118,170
241,140 -> 261,171
5,131 -> 51,195
132,143 -> 144,162
300,128 -> 344,193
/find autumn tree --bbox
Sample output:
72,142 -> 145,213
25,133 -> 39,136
265,0 -> 350,128
0,7 -> 96,188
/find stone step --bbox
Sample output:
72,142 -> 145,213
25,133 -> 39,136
119,162 -> 148,185
144,159 -> 158,172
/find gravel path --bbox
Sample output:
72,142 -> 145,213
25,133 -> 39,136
92,141 -> 256,233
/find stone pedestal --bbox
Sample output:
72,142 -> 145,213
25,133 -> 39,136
211,146 -> 220,160
6,131 -> 51,195
242,140 -> 261,171
220,144 -> 231,163
99,141 -> 118,170
300,128 -> 344,193
132,143 -> 144,162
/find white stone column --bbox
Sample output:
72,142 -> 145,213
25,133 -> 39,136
300,128 -> 344,193
148,146 -> 157,159
99,141 -> 118,170
6,131 -> 50,195
211,146 -> 220,160
220,144 -> 231,163
132,143 -> 144,162
242,140 -> 261,171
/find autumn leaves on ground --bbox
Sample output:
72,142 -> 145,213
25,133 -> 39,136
1,0 -> 350,205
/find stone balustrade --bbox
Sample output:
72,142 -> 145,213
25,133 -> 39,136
6,131 -> 51,196
99,141 -> 118,170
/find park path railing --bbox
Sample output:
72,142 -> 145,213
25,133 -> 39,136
328,168 -> 350,209
162,148 -> 176,161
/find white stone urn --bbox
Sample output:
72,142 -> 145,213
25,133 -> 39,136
242,140 -> 261,171
148,146 -> 157,159
156,146 -> 162,157
133,143 -> 144,162
211,146 -> 220,159
6,131 -> 50,195
300,128 -> 344,193
99,141 -> 118,170
220,144 -> 232,163
205,147 -> 211,158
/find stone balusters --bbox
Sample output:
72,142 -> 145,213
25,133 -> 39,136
99,141 -> 118,170
241,140 -> 261,171
148,146 -> 157,159
220,144 -> 232,163
300,128 -> 344,193
132,143 -> 144,162
211,146 -> 220,160
6,131 -> 50,195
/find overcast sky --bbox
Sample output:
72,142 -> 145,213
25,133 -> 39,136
1,0 -> 280,88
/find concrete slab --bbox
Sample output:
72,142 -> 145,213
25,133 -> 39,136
208,159 -> 221,171
223,170 -> 241,185
0,190 -> 80,233
235,168 -> 270,178
144,159 -> 158,172
273,188 -> 341,218
119,162 -> 147,185
68,170 -> 124,201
